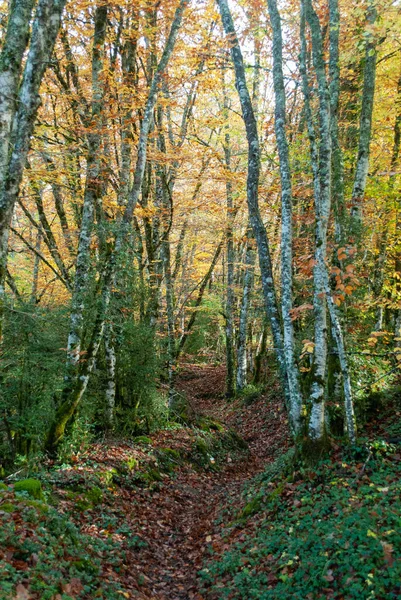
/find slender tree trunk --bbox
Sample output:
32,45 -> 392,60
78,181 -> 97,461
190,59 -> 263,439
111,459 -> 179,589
327,0 -> 345,415
329,0 -> 346,243
0,0 -> 36,302
253,321 -> 268,385
237,227 -> 256,391
30,231 -> 42,304
222,71 -> 235,398
390,68 -> 401,362
350,0 -> 377,229
235,20 -> 260,394
104,321 -> 116,430
301,0 -> 332,442
267,0 -> 302,432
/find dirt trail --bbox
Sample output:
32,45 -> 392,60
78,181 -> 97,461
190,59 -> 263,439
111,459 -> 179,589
114,365 -> 289,599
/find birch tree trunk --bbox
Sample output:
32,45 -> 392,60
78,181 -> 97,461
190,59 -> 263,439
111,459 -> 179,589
301,0 -> 332,442
267,0 -> 302,432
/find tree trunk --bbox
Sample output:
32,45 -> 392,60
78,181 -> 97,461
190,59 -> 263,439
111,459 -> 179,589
222,71 -> 235,398
30,231 -> 42,304
301,0 -> 332,442
350,0 -> 377,229
236,227 -> 256,391
267,0 -> 302,433
104,322 -> 116,430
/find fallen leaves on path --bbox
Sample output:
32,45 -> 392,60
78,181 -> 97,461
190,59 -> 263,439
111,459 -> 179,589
1,366 -> 289,599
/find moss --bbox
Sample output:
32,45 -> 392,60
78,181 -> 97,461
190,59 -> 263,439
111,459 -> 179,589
0,502 -> 16,513
198,416 -> 225,432
0,483 -> 8,492
240,495 -> 262,519
134,436 -> 152,446
195,437 -> 210,456
298,435 -> 331,464
238,384 -> 264,406
85,486 -> 103,505
238,482 -> 286,520
224,429 -> 248,450
124,458 -> 138,472
133,467 -> 163,485
14,479 -> 44,500
71,559 -> 99,574
97,468 -> 118,486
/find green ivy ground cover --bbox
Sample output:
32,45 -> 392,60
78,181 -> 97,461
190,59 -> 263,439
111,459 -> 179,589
201,447 -> 401,599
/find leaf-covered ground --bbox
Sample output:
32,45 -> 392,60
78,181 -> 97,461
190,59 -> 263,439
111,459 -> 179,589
0,366 -> 289,599
1,368 -> 400,599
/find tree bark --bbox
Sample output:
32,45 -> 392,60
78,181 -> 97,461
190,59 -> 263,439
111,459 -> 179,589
267,0 -> 302,433
350,0 -> 377,229
236,226 -> 256,391
301,0 -> 332,442
104,321 -> 116,430
222,69 -> 236,398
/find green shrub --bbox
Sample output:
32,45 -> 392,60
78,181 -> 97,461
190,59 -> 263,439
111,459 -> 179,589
0,304 -> 68,467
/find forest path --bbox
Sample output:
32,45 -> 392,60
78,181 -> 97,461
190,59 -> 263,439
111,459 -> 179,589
118,365 -> 289,600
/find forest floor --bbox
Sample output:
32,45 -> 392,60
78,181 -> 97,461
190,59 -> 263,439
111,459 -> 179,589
0,365 -> 290,600
114,365 -> 289,599
4,369 -> 400,599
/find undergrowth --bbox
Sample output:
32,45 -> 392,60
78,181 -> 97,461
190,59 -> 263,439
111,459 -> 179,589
200,441 -> 401,599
